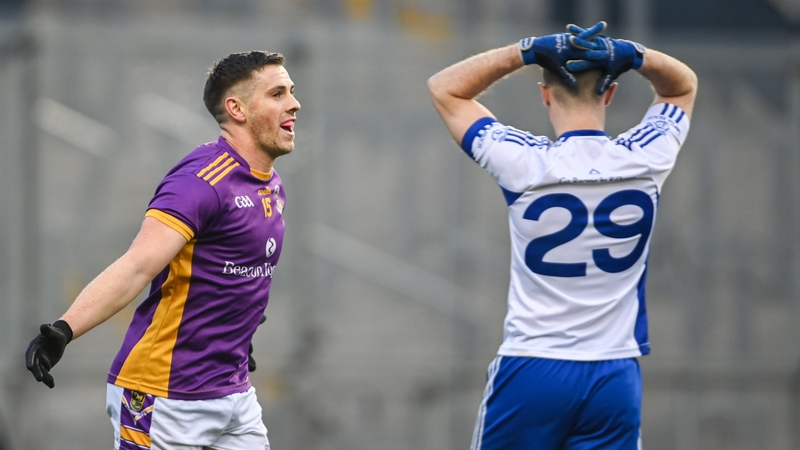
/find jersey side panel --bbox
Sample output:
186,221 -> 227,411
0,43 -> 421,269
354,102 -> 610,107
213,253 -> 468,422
114,240 -> 195,397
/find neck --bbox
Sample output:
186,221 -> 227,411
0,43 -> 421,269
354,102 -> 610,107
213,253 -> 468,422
548,102 -> 606,138
219,127 -> 275,173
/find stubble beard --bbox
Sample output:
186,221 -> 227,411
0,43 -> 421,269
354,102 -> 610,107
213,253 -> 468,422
261,134 -> 294,160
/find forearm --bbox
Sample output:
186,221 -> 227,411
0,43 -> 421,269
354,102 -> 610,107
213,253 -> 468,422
428,44 -> 524,143
637,48 -> 698,114
428,44 -> 523,111
59,254 -> 154,339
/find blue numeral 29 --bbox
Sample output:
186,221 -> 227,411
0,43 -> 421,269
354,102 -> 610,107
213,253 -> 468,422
523,190 -> 654,277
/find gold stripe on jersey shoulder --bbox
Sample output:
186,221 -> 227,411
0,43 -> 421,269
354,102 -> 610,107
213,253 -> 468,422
209,162 -> 240,186
145,210 -> 194,241
201,157 -> 235,182
196,152 -> 230,178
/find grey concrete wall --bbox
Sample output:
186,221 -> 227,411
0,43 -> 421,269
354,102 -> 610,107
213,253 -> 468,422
1,2 -> 798,449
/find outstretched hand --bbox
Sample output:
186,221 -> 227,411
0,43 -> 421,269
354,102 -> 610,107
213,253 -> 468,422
25,320 -> 73,388
565,22 -> 645,94
518,21 -> 607,87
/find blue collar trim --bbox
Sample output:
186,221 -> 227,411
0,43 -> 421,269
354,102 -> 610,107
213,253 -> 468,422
557,130 -> 609,141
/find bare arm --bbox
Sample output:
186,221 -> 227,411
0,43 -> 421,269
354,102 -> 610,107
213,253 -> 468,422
427,44 -> 524,146
637,48 -> 698,118
59,216 -> 188,339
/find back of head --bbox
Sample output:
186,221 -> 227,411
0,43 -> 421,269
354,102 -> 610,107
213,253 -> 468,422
203,51 -> 285,124
541,68 -> 604,107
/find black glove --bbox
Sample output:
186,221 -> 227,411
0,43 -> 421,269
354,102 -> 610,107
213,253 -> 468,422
25,320 -> 73,388
248,314 -> 267,372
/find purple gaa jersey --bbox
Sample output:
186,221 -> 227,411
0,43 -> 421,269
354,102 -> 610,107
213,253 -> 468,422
108,136 -> 286,400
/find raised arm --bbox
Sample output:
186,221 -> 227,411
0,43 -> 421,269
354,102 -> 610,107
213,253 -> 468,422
427,45 -> 521,146
25,216 -> 187,388
428,24 -> 607,146
566,24 -> 697,118
637,48 -> 698,118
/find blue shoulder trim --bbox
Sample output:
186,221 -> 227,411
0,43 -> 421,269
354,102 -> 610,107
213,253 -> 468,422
499,185 -> 523,206
460,117 -> 496,158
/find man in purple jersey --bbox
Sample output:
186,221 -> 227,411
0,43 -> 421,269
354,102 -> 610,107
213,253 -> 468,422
25,51 -> 300,449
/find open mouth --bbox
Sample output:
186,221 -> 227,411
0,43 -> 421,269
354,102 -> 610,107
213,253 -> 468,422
280,119 -> 295,134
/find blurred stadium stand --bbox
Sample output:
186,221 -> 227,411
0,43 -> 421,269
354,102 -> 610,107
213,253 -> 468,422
1,0 -> 799,449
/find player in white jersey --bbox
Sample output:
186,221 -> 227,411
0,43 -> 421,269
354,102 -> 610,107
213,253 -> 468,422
428,22 -> 697,449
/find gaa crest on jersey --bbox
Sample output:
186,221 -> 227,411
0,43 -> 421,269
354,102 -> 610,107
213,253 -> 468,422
130,391 -> 146,411
121,390 -> 155,425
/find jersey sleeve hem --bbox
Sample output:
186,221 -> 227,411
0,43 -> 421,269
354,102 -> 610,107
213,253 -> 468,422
461,117 -> 497,158
145,209 -> 195,241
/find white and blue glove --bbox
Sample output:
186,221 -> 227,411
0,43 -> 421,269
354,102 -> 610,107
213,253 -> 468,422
518,21 -> 607,87
566,22 -> 645,94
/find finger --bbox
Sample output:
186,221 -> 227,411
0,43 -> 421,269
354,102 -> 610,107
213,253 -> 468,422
569,35 -> 599,51
572,50 -> 609,62
39,323 -> 52,335
566,24 -> 586,36
29,359 -> 44,382
25,339 -> 41,370
578,21 -> 606,40
259,314 -> 267,325
567,59 -> 603,72
559,68 -> 578,87
42,371 -> 55,389
596,75 -> 613,95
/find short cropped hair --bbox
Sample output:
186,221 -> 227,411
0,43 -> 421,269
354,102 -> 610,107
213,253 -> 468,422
542,68 -> 604,106
203,51 -> 285,123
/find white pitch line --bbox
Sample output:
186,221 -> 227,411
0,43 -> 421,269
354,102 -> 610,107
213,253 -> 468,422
311,222 -> 480,326
36,97 -> 117,157
135,92 -> 216,147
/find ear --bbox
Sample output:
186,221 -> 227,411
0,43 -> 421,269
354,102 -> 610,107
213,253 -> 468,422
224,97 -> 247,123
538,82 -> 551,107
603,82 -> 618,106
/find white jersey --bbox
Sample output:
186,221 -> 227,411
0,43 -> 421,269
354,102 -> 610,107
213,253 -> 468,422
462,103 -> 689,361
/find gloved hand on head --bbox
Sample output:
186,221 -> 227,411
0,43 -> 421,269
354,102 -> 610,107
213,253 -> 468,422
518,21 -> 607,87
565,21 -> 646,94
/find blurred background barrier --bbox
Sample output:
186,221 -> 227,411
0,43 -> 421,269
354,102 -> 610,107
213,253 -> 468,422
1,0 -> 799,449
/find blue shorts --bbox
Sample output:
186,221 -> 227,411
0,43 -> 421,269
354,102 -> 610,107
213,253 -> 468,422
471,356 -> 642,450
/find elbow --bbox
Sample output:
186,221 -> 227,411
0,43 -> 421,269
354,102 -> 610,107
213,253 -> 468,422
686,68 -> 698,95
427,73 -> 447,104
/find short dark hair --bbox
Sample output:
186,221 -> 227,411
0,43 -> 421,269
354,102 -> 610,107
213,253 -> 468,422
203,51 -> 285,123
541,68 -> 604,105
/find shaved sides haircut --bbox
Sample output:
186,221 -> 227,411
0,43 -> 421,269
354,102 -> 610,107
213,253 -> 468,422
542,68 -> 604,105
203,51 -> 285,123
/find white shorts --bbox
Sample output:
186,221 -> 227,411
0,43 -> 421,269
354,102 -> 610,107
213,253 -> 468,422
106,384 -> 270,450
